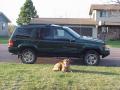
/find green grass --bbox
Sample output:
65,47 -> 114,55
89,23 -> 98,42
0,37 -> 9,44
0,63 -> 120,90
107,40 -> 120,48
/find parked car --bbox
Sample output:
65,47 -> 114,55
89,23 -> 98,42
8,24 -> 110,65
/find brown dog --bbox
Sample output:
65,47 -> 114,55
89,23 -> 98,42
52,59 -> 71,72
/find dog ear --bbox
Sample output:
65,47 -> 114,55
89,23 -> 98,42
63,59 -> 66,61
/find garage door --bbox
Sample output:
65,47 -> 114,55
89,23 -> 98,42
80,27 -> 92,37
70,27 -> 93,37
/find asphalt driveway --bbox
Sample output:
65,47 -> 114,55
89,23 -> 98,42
0,44 -> 120,66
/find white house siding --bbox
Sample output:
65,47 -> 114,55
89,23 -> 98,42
91,10 -> 97,21
92,26 -> 97,38
93,10 -> 120,23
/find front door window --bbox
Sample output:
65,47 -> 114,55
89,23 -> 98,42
53,28 -> 74,40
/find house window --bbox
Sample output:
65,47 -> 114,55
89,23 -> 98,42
2,23 -> 6,30
100,10 -> 107,17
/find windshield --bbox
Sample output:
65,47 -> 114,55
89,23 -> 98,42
63,26 -> 81,38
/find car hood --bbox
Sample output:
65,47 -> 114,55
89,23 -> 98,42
80,36 -> 105,44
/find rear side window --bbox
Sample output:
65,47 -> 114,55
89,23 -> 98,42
14,28 -> 33,38
37,27 -> 54,40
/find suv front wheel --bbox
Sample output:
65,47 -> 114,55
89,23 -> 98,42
84,50 -> 100,66
19,49 -> 37,64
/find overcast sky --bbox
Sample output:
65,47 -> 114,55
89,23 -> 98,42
0,0 -> 110,24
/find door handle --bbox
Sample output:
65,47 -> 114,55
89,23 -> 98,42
70,40 -> 75,43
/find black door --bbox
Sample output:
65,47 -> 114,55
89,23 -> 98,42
36,26 -> 78,57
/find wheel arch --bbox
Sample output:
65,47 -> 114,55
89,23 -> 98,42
82,48 -> 101,55
18,45 -> 38,55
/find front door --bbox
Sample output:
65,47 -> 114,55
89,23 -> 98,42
52,27 -> 78,55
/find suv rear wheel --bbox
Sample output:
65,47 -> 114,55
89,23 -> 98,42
84,50 -> 100,66
19,49 -> 37,64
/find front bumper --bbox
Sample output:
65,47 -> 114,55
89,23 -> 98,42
102,48 -> 110,58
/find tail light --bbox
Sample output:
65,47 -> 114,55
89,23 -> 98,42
8,40 -> 14,47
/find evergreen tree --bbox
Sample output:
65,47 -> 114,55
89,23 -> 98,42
17,0 -> 38,25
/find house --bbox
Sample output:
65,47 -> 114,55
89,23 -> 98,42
90,4 -> 120,40
31,4 -> 120,40
0,12 -> 11,37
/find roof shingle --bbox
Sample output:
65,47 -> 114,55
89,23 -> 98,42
0,12 -> 11,22
89,4 -> 120,14
31,18 -> 96,25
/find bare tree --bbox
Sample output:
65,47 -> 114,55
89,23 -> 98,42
8,24 -> 16,36
111,0 -> 120,4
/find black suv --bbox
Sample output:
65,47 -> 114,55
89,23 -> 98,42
8,24 -> 110,65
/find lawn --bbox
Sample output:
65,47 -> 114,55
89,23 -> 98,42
0,37 -> 9,44
107,40 -> 120,48
0,63 -> 120,90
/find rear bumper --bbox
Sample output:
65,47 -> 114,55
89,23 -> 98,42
102,48 -> 110,58
8,47 -> 19,55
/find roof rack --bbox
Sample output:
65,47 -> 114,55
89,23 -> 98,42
28,23 -> 50,25
29,23 -> 61,25
50,24 -> 60,26
18,23 -> 62,28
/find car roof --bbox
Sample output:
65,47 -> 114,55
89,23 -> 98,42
17,24 -> 63,28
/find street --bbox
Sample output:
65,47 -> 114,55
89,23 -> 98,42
0,44 -> 120,66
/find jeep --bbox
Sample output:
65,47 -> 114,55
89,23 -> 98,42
8,24 -> 110,65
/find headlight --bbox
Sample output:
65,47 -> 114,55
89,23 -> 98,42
102,44 -> 110,50
105,45 -> 110,48
104,45 -> 110,50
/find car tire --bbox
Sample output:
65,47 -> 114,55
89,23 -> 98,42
83,50 -> 100,66
20,49 -> 37,64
